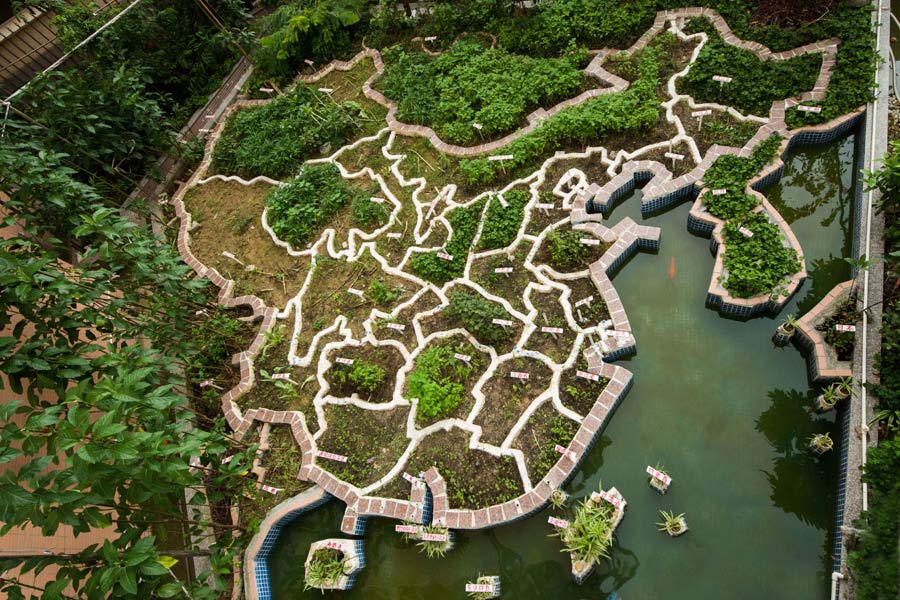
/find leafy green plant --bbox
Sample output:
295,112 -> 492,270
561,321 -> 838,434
266,163 -> 358,248
333,360 -> 386,395
446,290 -> 514,346
656,510 -> 687,536
497,0 -> 657,57
721,213 -> 801,298
679,37 -> 821,116
377,41 -> 587,145
808,432 -> 834,454
254,0 -> 364,80
368,279 -> 402,306
415,525 -> 453,558
212,86 -> 362,178
351,193 -> 390,229
817,294 -> 857,361
410,200 -> 485,284
550,488 -> 569,509
701,135 -> 783,220
303,548 -> 348,591
478,190 -> 529,250
408,342 -> 477,420
545,229 -> 590,271
553,490 -> 615,563
460,46 -> 660,186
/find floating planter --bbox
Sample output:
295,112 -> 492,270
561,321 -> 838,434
553,485 -> 626,584
304,539 -> 365,592
408,525 -> 455,558
808,433 -> 834,456
466,575 -> 502,599
646,464 -> 672,494
774,313 -> 798,346
550,488 -> 569,509
656,510 -> 689,538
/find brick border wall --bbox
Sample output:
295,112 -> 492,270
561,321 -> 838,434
793,280 -> 855,383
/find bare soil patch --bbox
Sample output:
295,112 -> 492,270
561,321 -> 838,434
183,180 -> 311,308
316,403 -> 411,488
565,276 -> 611,325
296,251 -> 418,353
470,247 -> 535,314
475,356 -> 553,446
525,288 -> 579,364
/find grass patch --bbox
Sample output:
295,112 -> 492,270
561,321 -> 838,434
315,404 -> 410,488
381,428 -> 523,509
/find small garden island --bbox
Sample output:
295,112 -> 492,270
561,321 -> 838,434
166,0 -> 873,596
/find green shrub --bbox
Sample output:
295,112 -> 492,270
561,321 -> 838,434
368,279 -> 403,306
376,41 -> 587,145
446,289 -> 514,346
701,135 -> 782,219
460,46 -> 660,186
497,0 -> 657,57
333,360 -> 386,394
254,0 -> 363,80
266,164 -> 357,248
211,86 -> 361,178
478,190 -> 529,250
721,213 -> 800,298
678,37 -> 821,116
410,200 -> 485,284
351,193 -> 390,228
407,343 -> 477,419
545,229 -> 590,271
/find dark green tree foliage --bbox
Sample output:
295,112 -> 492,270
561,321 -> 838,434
50,0 -> 248,118
0,127 -> 256,599
410,200 -> 485,284
266,163 -> 358,247
376,41 -> 586,145
212,86 -> 362,178
445,290 -> 513,346
20,65 -> 173,181
478,190 -> 529,250
721,213 -> 800,298
701,135 -> 783,219
679,37 -> 821,116
253,0 -> 364,79
460,46 -> 660,186
497,0 -> 658,57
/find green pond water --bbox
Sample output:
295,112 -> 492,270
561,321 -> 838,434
268,134 -> 858,600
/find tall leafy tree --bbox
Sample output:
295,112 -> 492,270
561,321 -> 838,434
0,124 -> 258,599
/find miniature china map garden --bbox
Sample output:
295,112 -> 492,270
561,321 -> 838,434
170,2 -> 873,599
8,0 -> 900,598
